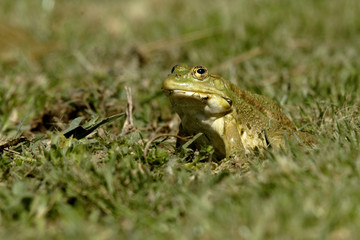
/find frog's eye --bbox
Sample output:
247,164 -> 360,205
223,97 -> 233,107
193,66 -> 208,80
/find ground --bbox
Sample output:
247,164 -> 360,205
0,0 -> 359,239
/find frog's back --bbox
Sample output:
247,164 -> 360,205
228,82 -> 317,148
229,83 -> 297,130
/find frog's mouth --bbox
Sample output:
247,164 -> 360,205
163,89 -> 213,102
164,89 -> 232,106
163,89 -> 233,114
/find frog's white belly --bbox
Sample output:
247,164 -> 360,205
180,110 -> 225,138
180,110 -> 267,154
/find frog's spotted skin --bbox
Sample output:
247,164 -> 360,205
162,64 -> 316,159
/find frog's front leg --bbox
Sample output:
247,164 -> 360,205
223,115 -> 245,157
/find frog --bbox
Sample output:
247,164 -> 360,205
162,64 -> 317,160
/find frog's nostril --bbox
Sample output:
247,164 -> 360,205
171,65 -> 178,73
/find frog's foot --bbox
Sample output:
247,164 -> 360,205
213,151 -> 249,173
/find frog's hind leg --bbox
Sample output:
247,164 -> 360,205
290,130 -> 318,146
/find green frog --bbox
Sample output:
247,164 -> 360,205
162,64 -> 317,159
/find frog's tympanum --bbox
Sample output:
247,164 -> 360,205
162,64 -> 317,159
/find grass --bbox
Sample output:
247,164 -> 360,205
0,0 -> 359,239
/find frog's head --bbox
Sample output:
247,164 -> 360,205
162,64 -> 233,115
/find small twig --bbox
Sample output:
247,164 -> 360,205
143,134 -> 192,165
0,136 -> 29,153
73,50 -> 95,74
15,113 -> 29,139
121,86 -> 135,135
136,28 -> 216,55
212,47 -> 264,72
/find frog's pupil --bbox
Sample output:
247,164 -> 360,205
171,65 -> 178,73
197,68 -> 206,74
223,97 -> 233,106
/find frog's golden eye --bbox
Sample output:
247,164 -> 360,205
193,66 -> 208,80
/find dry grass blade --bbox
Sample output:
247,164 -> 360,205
212,47 -> 264,72
73,50 -> 96,74
134,28 -> 216,64
136,28 -> 216,55
121,86 -> 136,135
